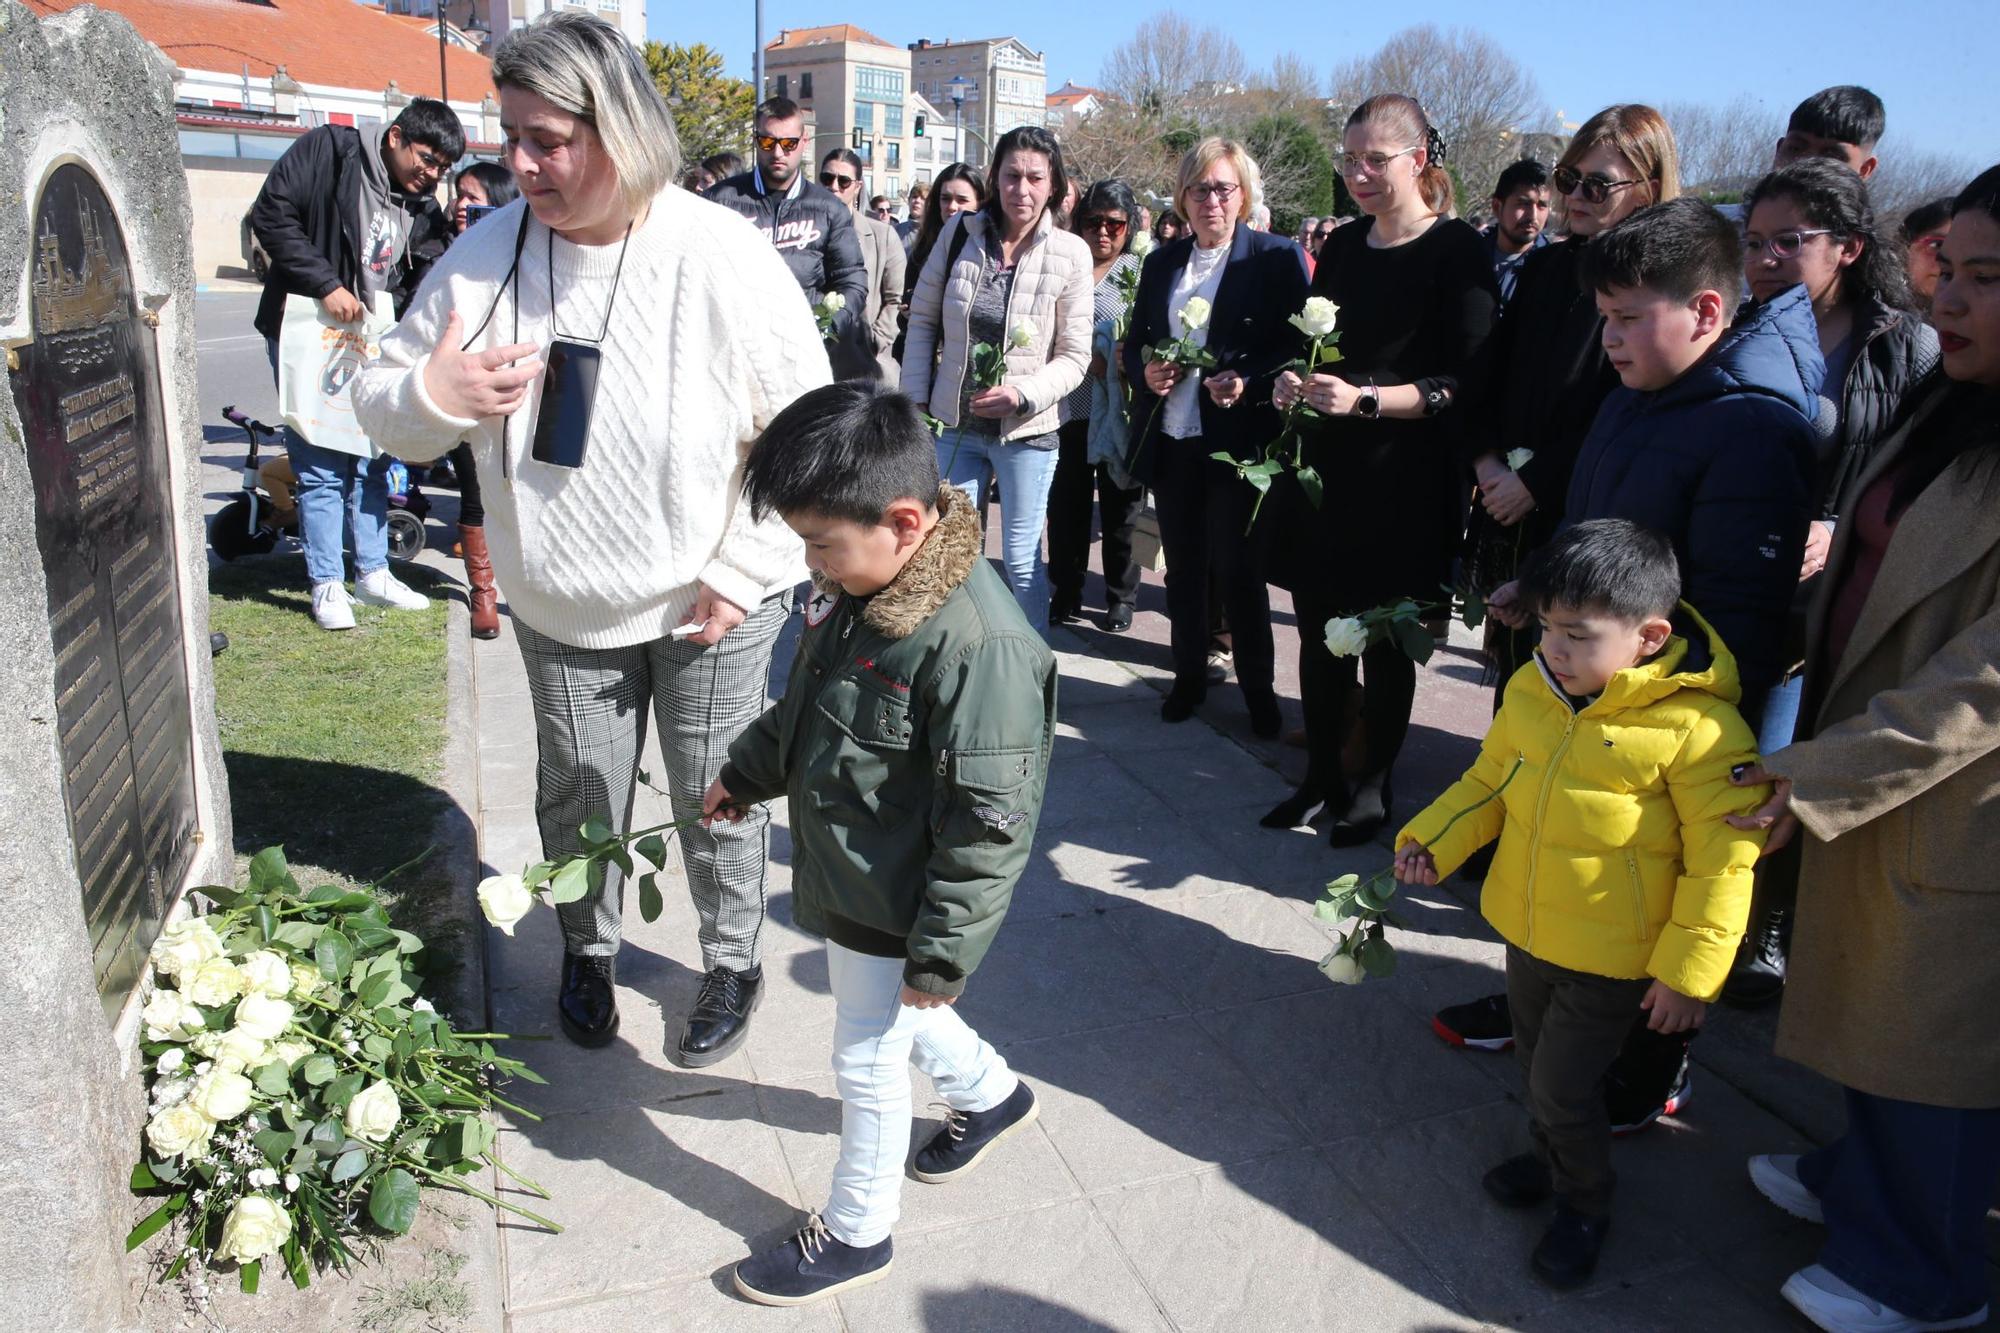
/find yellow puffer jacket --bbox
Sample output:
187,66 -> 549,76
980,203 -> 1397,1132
1396,606 -> 1769,1001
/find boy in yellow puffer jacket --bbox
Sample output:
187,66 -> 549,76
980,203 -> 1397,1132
1394,519 -> 1768,1290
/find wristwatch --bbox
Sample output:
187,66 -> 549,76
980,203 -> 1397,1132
1354,378 -> 1381,419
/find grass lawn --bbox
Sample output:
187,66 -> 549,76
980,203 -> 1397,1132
207,556 -> 469,988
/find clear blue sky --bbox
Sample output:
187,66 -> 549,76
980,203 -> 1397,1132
647,0 -> 1993,160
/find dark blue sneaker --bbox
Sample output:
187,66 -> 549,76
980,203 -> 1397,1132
733,1213 -> 892,1307
911,1082 -> 1039,1184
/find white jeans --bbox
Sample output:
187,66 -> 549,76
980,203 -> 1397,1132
823,941 -> 1017,1246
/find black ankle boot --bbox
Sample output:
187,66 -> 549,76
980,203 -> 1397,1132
1330,771 -> 1393,848
1723,901 -> 1789,1007
558,953 -> 619,1048
676,963 -> 763,1067
1532,1204 -> 1610,1289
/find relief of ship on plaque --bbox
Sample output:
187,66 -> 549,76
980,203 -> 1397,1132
33,190 -> 132,373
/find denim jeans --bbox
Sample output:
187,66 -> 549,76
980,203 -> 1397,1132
1758,672 -> 1805,755
937,427 -> 1060,633
822,941 -> 1016,1247
266,335 -> 391,584
1798,1086 -> 2000,1321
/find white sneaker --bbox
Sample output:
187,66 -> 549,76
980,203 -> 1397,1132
1781,1264 -> 1988,1333
311,580 -> 356,631
1748,1153 -> 1823,1224
354,567 -> 429,611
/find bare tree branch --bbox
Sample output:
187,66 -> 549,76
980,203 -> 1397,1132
1100,11 -> 1248,124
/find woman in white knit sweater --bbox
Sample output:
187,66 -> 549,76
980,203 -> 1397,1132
352,13 -> 827,1061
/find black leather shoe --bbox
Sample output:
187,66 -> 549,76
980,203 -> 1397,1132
558,953 -> 619,1048
1723,903 -> 1788,1007
1260,787 -> 1328,830
1049,596 -> 1082,626
1244,690 -> 1282,740
1330,772 -> 1393,848
676,963 -> 762,1067
1104,604 -> 1134,634
734,1213 -> 892,1307
1160,681 -> 1204,723
1532,1204 -> 1609,1289
1482,1153 -> 1552,1208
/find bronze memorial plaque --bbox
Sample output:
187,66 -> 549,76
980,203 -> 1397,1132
9,162 -> 197,1020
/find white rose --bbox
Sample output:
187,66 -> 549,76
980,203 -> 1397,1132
344,1080 -> 401,1143
184,958 -> 246,1008
269,1039 -> 311,1068
1009,320 -> 1037,349
145,1103 -> 216,1161
156,1047 -> 186,1074
214,1195 -> 292,1264
209,1028 -> 271,1073
1323,617 -> 1370,658
1319,950 -> 1365,985
233,993 -> 294,1042
142,989 -> 204,1042
1129,230 -> 1156,256
1288,296 -> 1340,338
289,960 -> 326,1000
1179,296 -> 1212,331
150,917 -> 224,981
1505,447 -> 1536,471
476,874 -> 533,937
188,1069 -> 254,1123
820,292 -> 846,314
238,951 -> 292,998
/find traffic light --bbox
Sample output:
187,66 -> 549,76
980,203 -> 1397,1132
914,112 -> 927,138
852,126 -> 864,150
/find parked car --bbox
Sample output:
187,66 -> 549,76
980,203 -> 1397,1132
240,211 -> 270,282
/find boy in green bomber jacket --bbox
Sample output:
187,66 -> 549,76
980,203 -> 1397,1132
702,383 -> 1057,1307
1392,520 -> 1769,1291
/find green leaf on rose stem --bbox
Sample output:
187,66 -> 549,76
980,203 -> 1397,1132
130,1161 -> 160,1190
585,858 -> 606,895
1355,935 -> 1398,978
253,904 -> 277,943
392,1031 -> 415,1062
413,1081 -> 449,1108
314,930 -> 354,986
1326,873 -> 1361,895
350,925 -> 396,953
1388,616 -> 1437,666
636,767 -> 650,786
1295,464 -> 1324,508
240,1259 -> 261,1294
252,1060 -> 292,1097
1312,897 -> 1344,924
284,1237 -> 309,1290
305,883 -> 344,903
579,817 -> 614,848
548,859 -> 590,905
608,845 -> 634,878
270,921 -> 324,951
330,1147 -> 368,1184
249,846 -> 292,893
325,1072 -> 365,1110
1337,897 -> 1366,922
357,970 -> 394,1009
197,882 -> 242,908
362,1034 -> 393,1062
368,1168 -> 421,1235
638,872 -> 663,924
634,833 -> 668,869
522,860 -> 556,889
1355,877 -> 1396,912
302,1055 -> 337,1086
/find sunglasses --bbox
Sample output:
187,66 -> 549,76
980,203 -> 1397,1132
819,172 -> 857,188
1337,147 -> 1419,178
756,135 -> 803,153
1079,215 -> 1129,234
1744,228 -> 1838,260
1553,165 -> 1645,205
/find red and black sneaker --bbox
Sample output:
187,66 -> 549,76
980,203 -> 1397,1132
1609,1067 -> 1693,1137
1430,993 -> 1514,1052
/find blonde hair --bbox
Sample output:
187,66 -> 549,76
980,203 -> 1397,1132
1346,94 -> 1454,216
1175,138 -> 1263,226
1560,105 -> 1681,208
491,11 -> 681,214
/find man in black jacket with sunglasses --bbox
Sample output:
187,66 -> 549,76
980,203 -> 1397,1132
706,97 -> 869,369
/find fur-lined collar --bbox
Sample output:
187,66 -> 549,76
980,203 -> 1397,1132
810,485 -> 983,640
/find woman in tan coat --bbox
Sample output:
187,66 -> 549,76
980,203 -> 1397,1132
1730,165 -> 2000,1333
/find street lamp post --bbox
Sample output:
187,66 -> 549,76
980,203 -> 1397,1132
947,75 -> 972,167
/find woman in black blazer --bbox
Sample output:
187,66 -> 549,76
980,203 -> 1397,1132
1267,95 -> 1499,844
1123,138 -> 1311,733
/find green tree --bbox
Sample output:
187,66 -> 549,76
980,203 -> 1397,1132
1241,114 -> 1335,238
642,41 -> 753,165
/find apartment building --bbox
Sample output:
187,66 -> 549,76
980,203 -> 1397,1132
906,36 -> 1047,164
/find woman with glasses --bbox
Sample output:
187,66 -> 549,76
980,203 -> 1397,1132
903,128 -> 1094,631
354,13 -> 825,1063
821,147 -> 907,381
1048,179 -> 1146,632
1123,138 -> 1311,731
1265,94 -> 1497,843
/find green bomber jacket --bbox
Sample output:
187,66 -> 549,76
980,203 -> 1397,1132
720,485 -> 1057,996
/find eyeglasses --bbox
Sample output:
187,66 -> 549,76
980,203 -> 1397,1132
1336,147 -> 1419,178
1744,228 -> 1837,260
1187,182 -> 1240,204
1079,215 -> 1129,234
413,147 -> 450,173
756,135 -> 803,154
819,172 -> 857,188
1553,165 -> 1645,205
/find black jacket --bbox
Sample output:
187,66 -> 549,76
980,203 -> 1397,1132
249,124 -> 449,338
1820,296 -> 1941,518
1120,225 -> 1311,480
705,169 -> 868,343
1566,285 -> 1824,709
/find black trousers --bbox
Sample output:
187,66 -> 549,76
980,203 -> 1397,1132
451,441 -> 484,528
1048,419 -> 1143,611
1292,580 -> 1417,798
1151,438 -> 1272,696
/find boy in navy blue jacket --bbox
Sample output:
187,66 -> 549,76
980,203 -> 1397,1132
1491,198 -> 1821,730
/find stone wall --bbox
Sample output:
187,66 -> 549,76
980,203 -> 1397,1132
0,1 -> 234,1327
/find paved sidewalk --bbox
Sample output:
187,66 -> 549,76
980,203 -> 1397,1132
458,548 -> 1855,1332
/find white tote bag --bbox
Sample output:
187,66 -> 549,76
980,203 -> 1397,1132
276,291 -> 394,458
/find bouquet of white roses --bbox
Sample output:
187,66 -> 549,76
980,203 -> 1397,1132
129,848 -> 553,1294
811,292 -> 846,342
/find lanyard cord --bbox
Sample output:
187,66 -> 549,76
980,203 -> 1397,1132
548,222 -> 635,345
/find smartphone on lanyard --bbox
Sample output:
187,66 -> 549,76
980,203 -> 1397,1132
530,339 -> 600,469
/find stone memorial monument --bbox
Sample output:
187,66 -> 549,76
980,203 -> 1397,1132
1,1 -> 234,1325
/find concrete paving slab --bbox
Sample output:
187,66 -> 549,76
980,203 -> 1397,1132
1103,885 -> 1339,1010
954,911 -> 1189,1045
509,1274 -> 843,1332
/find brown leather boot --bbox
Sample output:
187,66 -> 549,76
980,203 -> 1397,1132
460,524 -> 500,640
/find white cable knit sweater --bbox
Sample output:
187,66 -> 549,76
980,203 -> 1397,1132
351,187 -> 827,649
